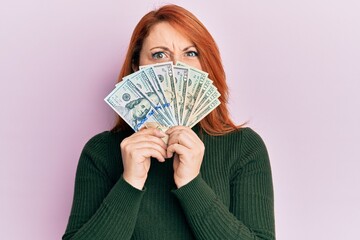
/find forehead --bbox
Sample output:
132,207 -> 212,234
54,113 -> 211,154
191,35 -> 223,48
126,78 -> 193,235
144,22 -> 193,47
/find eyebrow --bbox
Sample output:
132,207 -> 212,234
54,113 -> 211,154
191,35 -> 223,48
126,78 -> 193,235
149,46 -> 197,51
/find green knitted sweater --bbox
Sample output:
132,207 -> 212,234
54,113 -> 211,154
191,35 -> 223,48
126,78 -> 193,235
63,127 -> 275,240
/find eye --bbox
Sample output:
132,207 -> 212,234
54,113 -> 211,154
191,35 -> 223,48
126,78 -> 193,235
152,52 -> 167,59
185,51 -> 198,57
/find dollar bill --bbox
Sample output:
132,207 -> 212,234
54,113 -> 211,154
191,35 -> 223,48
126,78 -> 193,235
141,66 -> 175,125
188,98 -> 221,128
104,79 -> 159,131
191,85 -> 221,117
191,77 -> 213,111
106,62 -> 221,129
142,62 -> 179,125
123,71 -> 173,127
173,66 -> 189,125
176,62 -> 208,126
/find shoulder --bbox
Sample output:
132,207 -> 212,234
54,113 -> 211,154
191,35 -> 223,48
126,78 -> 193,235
220,127 -> 270,176
203,127 -> 266,150
238,127 -> 268,153
83,131 -> 111,150
83,130 -> 132,152
78,130 -> 133,181
81,130 -> 133,161
79,131 -> 118,167
201,127 -> 268,165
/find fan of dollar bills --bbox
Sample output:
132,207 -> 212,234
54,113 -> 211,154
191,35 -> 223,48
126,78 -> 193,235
104,61 -> 220,132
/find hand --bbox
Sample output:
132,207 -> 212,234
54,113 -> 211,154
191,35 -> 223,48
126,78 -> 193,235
120,128 -> 167,190
166,126 -> 205,188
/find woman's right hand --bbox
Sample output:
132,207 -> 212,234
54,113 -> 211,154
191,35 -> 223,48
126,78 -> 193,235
120,128 -> 167,190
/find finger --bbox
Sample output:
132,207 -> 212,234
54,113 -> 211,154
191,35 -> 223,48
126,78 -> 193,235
166,126 -> 189,135
135,148 -> 166,162
167,143 -> 189,158
167,131 -> 195,149
126,134 -> 168,150
137,127 -> 167,138
166,126 -> 199,140
129,141 -> 167,159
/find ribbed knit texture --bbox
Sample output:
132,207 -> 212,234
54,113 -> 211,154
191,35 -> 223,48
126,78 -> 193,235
63,127 -> 275,240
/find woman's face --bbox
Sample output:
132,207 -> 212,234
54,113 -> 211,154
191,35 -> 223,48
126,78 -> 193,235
132,98 -> 151,119
139,22 -> 202,70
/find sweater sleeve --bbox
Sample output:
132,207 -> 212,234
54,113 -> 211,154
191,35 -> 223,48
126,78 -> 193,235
172,128 -> 275,240
62,132 -> 145,240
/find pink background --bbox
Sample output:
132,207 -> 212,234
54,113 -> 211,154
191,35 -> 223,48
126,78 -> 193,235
1,0 -> 359,239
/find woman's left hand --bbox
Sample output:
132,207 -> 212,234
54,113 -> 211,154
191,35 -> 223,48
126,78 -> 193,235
166,126 -> 205,188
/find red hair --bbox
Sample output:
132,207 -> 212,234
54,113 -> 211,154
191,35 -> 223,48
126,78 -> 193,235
112,4 -> 241,135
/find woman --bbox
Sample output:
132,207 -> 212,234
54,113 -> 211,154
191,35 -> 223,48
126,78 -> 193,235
63,4 -> 275,240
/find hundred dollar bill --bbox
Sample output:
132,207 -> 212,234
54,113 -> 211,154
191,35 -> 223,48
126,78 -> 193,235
141,66 -> 175,125
123,71 -> 173,127
104,79 -> 159,131
191,85 -> 220,117
173,66 -> 189,125
142,62 -> 179,125
191,77 -> 213,111
176,62 -> 208,126
188,98 -> 221,128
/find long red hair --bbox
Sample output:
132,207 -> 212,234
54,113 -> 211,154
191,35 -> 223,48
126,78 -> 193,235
111,4 -> 241,135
